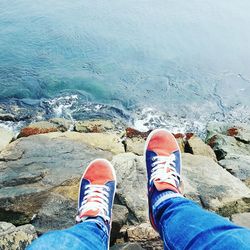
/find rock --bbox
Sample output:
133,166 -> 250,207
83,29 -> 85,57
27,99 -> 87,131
0,128 -> 14,152
112,224 -> 162,249
173,133 -> 196,154
0,132 -> 112,233
234,126 -> 250,143
126,223 -> 159,242
125,128 -> 151,140
49,118 -> 73,132
125,138 -> 145,156
206,122 -> 250,184
122,129 -> 189,155
57,131 -> 125,155
0,113 -> 16,122
182,153 -> 250,217
111,153 -> 148,223
111,243 -> 143,250
175,138 -> 185,153
0,222 -> 37,250
0,104 -> 33,122
111,205 -> 129,244
187,135 -> 217,160
206,133 -> 250,160
231,213 -> 250,228
125,223 -> 162,250
111,151 -> 250,225
18,121 -> 59,138
219,155 -> 250,182
120,128 -> 151,156
206,122 -> 250,151
75,119 -> 115,133
0,222 -> 16,233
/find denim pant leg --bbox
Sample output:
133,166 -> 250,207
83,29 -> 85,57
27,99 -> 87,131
27,219 -> 108,250
154,197 -> 250,250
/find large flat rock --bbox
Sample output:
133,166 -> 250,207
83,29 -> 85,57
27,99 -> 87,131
182,153 -> 250,216
49,131 -> 125,155
0,132 -> 112,231
112,153 -> 148,223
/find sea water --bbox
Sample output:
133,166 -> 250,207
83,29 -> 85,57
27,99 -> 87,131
1,0 -> 250,132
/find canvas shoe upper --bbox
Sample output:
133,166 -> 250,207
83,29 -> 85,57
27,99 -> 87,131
144,129 -> 183,231
76,159 -> 116,232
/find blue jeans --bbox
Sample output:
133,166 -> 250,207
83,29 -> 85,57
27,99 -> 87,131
28,197 -> 250,250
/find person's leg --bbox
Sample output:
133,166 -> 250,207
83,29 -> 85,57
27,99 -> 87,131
154,196 -> 250,250
144,129 -> 250,250
28,159 -> 116,250
27,218 -> 108,250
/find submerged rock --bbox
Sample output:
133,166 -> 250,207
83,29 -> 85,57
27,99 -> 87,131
0,113 -> 16,122
0,222 -> 37,250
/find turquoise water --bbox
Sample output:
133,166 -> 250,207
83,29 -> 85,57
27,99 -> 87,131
1,0 -> 250,130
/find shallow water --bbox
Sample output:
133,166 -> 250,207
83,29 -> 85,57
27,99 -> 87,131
1,0 -> 250,131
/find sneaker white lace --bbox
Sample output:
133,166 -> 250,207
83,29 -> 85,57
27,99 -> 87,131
150,155 -> 181,188
76,184 -> 110,222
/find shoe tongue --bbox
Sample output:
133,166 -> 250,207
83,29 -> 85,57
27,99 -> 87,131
79,208 -> 100,219
154,180 -> 178,192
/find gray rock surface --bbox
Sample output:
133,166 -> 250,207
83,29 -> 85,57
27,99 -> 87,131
75,119 -> 115,133
126,223 -> 162,249
0,128 -> 14,152
111,204 -> 129,244
125,138 -> 145,156
0,222 -> 37,250
206,122 -> 250,186
1,125 -> 250,249
112,223 -> 162,250
219,155 -> 250,184
0,132 -> 112,232
49,118 -> 73,132
182,153 -> 250,216
187,135 -> 217,160
111,242 -> 143,250
112,153 -> 148,223
59,131 -> 125,155
231,213 -> 250,228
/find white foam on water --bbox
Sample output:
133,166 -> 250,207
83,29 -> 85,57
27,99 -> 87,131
132,107 -> 206,136
45,95 -> 79,121
0,121 -> 26,137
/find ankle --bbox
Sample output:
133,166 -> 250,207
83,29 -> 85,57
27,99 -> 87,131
152,190 -> 183,215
